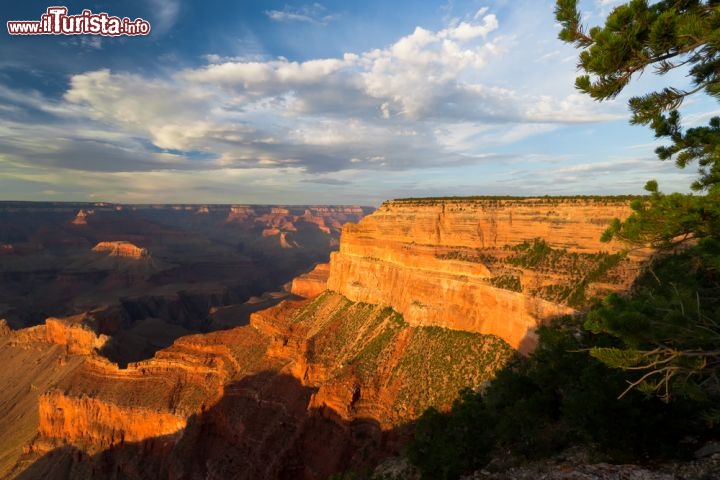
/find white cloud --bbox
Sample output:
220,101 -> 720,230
265,3 -> 338,25
0,2 -> 642,203
47,7 -> 622,168
440,15 -> 499,41
148,0 -> 180,35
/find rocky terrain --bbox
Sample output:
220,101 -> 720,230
91,242 -> 148,259
0,320 -> 85,478
0,202 -> 370,365
4,292 -> 512,479
0,197 -> 655,479
329,197 -> 646,350
371,448 -> 720,480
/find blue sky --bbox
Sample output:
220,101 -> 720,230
0,0 -> 713,205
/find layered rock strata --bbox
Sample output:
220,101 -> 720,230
91,241 -> 148,259
290,263 -> 330,298
7,197 -> 650,478
13,292 -> 512,479
327,197 -> 643,350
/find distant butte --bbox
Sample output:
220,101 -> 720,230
71,209 -> 88,225
91,241 -> 148,259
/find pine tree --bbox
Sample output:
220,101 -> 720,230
556,0 -> 720,191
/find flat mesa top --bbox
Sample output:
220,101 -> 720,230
388,195 -> 644,206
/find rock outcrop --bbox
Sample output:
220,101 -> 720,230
0,323 -> 85,478
291,263 -> 330,298
91,241 -> 148,259
225,205 -> 256,223
18,292 -> 512,478
279,232 -> 297,249
328,197 -> 644,350
28,325 -> 272,455
253,206 -> 370,237
71,209 -> 88,225
44,316 -> 110,355
37,391 -> 186,448
8,315 -> 109,356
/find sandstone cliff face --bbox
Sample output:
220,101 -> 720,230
21,292 -> 512,479
328,197 -> 642,350
8,197 -> 649,479
340,198 -> 631,252
290,263 -> 330,298
31,325 -> 274,455
37,391 -> 186,448
44,316 -> 110,355
0,324 -> 85,478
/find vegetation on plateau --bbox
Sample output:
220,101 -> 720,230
506,238 -> 623,306
393,195 -> 639,206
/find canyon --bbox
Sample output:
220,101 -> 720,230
0,202 -> 370,364
0,197 -> 649,479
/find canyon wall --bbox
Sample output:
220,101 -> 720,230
18,293 -> 512,479
328,197 -> 642,350
290,263 -> 330,298
0,323 -> 85,478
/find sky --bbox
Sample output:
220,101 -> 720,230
0,0 -> 714,205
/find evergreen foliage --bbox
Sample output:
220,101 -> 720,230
555,0 -> 720,401
585,246 -> 720,412
407,314 -> 718,480
555,0 -> 720,190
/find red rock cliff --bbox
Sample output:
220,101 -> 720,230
327,197 -> 643,350
291,263 -> 330,298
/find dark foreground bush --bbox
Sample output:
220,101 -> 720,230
408,295 -> 719,480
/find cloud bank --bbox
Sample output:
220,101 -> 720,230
1,2 -> 687,204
